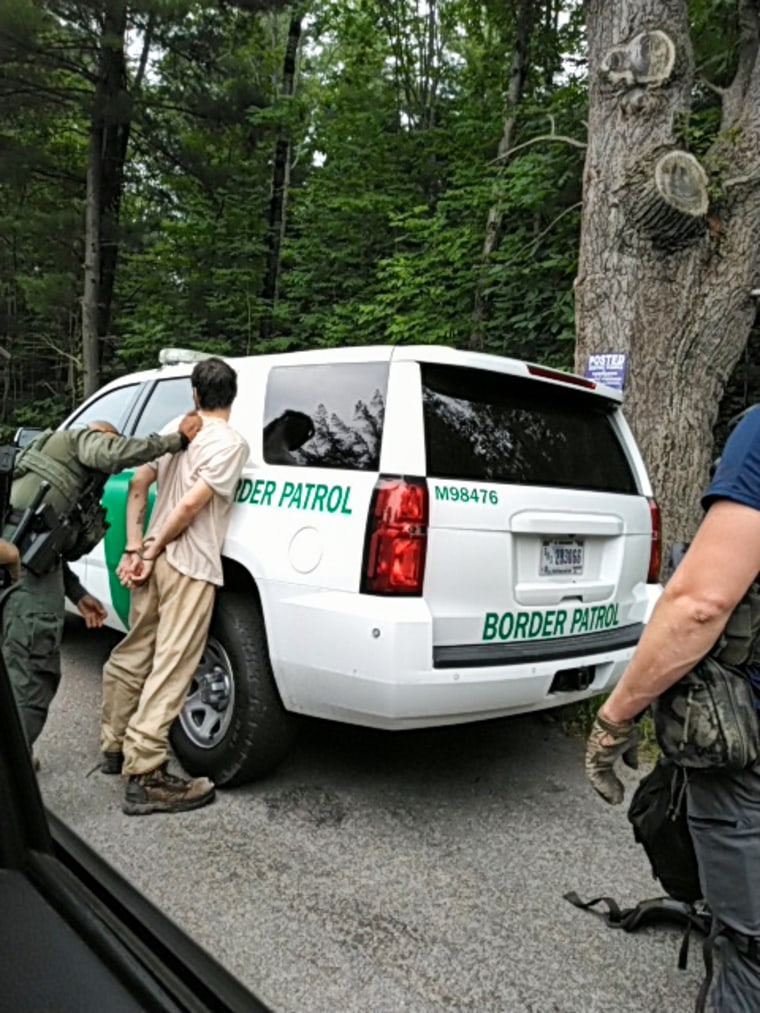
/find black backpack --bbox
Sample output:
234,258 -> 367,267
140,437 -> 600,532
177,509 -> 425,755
565,759 -> 709,973
627,757 -> 702,904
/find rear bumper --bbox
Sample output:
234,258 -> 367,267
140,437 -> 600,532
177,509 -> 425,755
433,623 -> 644,668
266,587 -> 657,730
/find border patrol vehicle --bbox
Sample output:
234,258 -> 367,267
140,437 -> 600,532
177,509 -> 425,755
59,345 -> 662,785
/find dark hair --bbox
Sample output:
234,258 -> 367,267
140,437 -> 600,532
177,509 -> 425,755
191,357 -> 238,410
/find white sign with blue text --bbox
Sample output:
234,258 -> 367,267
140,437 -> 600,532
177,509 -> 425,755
584,353 -> 627,391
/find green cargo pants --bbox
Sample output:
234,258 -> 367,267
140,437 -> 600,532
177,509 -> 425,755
1,564 -> 64,746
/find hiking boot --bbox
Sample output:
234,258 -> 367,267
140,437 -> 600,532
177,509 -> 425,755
101,750 -> 124,775
122,764 -> 215,816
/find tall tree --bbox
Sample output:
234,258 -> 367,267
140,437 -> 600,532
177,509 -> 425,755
259,7 -> 302,342
576,0 -> 760,557
470,0 -> 535,349
0,0 -> 86,426
116,2 -> 287,365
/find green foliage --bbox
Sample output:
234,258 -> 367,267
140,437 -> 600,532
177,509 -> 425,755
0,0 -> 86,424
0,0 -> 669,432
690,0 -> 742,87
1,0 -> 592,413
354,198 -> 483,348
276,1 -> 586,362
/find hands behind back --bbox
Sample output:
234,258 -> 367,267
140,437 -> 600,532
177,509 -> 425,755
117,545 -> 157,589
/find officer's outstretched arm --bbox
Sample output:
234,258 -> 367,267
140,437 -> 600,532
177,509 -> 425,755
76,413 -> 201,474
601,498 -> 760,726
76,430 -> 183,473
586,498 -> 760,805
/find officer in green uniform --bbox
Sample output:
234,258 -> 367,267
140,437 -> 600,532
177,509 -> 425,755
2,414 -> 201,746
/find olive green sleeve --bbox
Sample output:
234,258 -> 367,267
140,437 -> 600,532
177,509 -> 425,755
62,561 -> 88,605
75,430 -> 183,474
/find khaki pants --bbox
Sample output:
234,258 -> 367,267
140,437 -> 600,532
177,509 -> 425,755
101,554 -> 215,776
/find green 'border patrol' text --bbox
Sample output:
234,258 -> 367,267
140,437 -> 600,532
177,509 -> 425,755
235,477 -> 353,514
483,604 -> 620,642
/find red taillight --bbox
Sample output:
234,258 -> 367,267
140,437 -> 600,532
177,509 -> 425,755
362,476 -> 428,595
647,497 -> 662,583
527,364 -> 597,389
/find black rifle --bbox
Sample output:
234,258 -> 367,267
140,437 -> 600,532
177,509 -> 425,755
0,480 -> 52,588
16,482 -> 77,577
7,481 -> 52,550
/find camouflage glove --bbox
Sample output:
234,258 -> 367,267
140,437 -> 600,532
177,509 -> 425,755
585,712 -> 639,805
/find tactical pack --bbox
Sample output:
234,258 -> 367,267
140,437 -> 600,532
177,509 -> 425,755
565,761 -> 704,944
627,758 -> 702,903
652,582 -> 760,770
565,760 -> 709,1001
564,891 -> 710,971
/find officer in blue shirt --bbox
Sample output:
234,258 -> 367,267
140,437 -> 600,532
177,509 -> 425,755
586,405 -> 760,1013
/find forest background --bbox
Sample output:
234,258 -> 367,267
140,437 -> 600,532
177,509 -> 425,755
2,0 -> 760,561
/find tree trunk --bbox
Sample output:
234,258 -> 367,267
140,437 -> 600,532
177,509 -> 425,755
575,0 -> 760,564
0,233 -> 18,424
82,0 -> 132,394
97,29 -> 131,346
470,0 -> 535,350
82,127 -> 101,400
260,11 -> 302,344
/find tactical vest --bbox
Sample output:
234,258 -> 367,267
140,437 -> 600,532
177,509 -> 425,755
13,430 -> 81,504
11,430 -> 109,562
713,580 -> 760,668
652,582 -> 760,769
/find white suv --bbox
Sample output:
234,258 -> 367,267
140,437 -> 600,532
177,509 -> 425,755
62,345 -> 662,785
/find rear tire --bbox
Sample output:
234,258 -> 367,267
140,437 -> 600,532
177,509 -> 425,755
170,591 -> 297,786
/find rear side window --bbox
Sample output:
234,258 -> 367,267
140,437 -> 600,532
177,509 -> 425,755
132,377 -> 194,436
421,363 -> 638,494
263,362 -> 388,471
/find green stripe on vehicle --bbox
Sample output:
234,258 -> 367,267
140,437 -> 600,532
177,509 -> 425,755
102,472 -> 155,627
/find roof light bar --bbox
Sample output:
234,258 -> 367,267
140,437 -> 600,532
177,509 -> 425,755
158,348 -> 215,367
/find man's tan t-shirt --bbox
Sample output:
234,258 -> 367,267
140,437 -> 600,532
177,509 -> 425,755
146,416 -> 249,586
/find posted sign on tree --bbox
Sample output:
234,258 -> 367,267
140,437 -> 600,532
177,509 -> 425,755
584,353 -> 627,392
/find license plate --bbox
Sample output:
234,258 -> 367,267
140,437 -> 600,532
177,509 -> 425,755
540,539 -> 584,576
